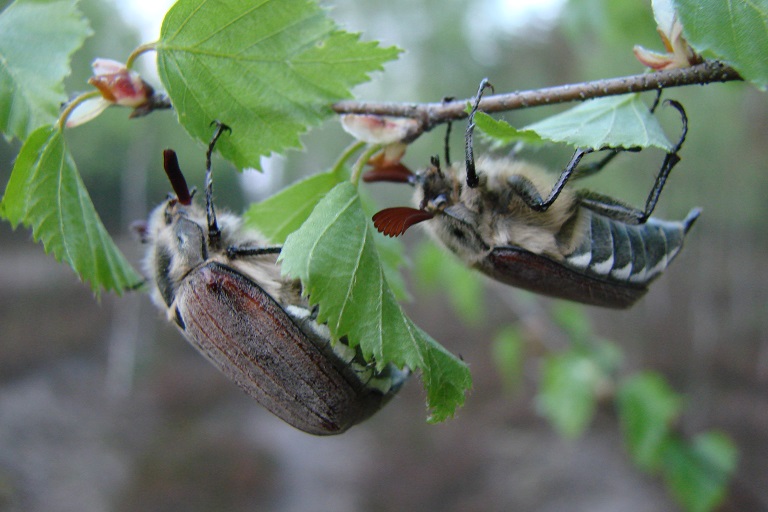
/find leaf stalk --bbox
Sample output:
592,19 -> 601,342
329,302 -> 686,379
350,144 -> 382,186
57,90 -> 102,130
126,42 -> 158,69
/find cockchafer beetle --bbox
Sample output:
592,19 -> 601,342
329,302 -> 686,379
367,81 -> 700,309
138,123 -> 408,435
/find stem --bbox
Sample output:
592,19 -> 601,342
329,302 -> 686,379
126,42 -> 158,69
331,140 -> 366,176
57,90 -> 102,130
350,144 -> 383,185
332,61 -> 742,138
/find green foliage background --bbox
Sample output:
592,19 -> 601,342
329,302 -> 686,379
0,0 -> 765,511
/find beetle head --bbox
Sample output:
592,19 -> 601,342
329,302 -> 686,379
372,156 -> 463,238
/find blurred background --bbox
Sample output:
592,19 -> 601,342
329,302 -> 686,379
0,0 -> 766,510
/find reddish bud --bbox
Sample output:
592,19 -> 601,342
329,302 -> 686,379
88,58 -> 154,108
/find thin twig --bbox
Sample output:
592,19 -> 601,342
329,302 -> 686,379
332,60 -> 742,138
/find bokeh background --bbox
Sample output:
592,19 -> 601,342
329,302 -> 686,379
1,0 -> 766,510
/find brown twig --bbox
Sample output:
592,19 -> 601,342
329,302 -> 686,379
332,60 -> 742,138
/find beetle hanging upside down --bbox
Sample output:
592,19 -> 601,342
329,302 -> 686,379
367,80 -> 700,309
137,123 -> 408,435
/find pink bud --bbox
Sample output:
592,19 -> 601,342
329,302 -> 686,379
88,58 -> 154,108
341,114 -> 419,144
634,8 -> 700,70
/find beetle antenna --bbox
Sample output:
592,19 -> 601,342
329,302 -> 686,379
162,149 -> 193,206
465,78 -> 493,188
205,121 -> 232,249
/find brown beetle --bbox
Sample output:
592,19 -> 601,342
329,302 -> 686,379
140,124 -> 408,435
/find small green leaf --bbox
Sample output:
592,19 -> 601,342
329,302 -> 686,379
373,232 -> 411,302
492,325 -> 525,392
244,167 -> 410,301
0,0 -> 92,140
660,432 -> 738,512
537,351 -> 602,438
413,242 -> 486,326
525,94 -> 672,150
244,168 -> 344,243
473,111 -> 545,148
358,186 -> 411,302
0,126 -> 141,294
280,182 -> 471,421
157,0 -> 401,169
676,0 -> 768,89
617,372 -> 683,470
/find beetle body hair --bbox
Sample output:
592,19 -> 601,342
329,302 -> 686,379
419,156 -> 586,264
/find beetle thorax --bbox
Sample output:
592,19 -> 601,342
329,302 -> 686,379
143,199 -> 302,314
418,157 -> 587,262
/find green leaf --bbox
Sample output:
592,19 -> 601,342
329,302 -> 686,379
537,351 -> 602,438
244,168 -> 344,243
473,111 -> 545,148
244,166 -> 410,301
0,126 -> 142,294
660,433 -> 738,512
156,0 -> 401,169
358,185 -> 411,302
372,230 -> 411,302
525,94 -> 673,150
0,0 -> 91,140
676,0 -> 768,90
414,241 -> 486,326
492,325 -> 525,392
617,372 -> 683,470
280,182 -> 471,422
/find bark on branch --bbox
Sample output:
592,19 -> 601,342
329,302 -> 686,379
332,61 -> 741,136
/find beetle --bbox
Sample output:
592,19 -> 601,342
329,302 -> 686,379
367,81 -> 700,309
138,123 -> 408,435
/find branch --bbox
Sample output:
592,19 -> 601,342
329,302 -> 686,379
333,61 -> 741,137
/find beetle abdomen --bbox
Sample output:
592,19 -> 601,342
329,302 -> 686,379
478,208 -> 700,309
564,208 -> 700,286
481,247 -> 648,309
175,262 -> 406,435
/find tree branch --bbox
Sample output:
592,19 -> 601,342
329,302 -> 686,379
333,60 -> 742,137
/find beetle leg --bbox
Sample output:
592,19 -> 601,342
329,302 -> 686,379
575,189 -> 646,224
442,96 -> 455,167
635,99 -> 687,223
505,147 -> 591,212
205,121 -> 232,250
530,97 -> 687,220
582,99 -> 687,223
571,90 -> 663,180
505,174 -> 546,208
465,78 -> 494,188
570,147 -> 644,180
226,245 -> 282,259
